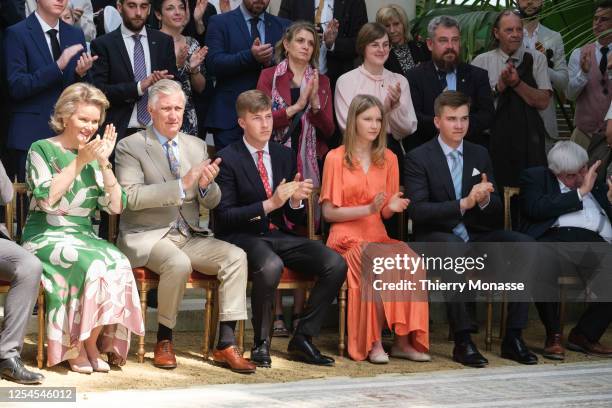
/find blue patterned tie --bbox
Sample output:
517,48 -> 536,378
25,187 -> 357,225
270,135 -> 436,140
449,150 -> 469,242
133,34 -> 151,126
165,140 -> 190,236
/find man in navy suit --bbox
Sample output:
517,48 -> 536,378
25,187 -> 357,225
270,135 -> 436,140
407,16 -> 494,151
90,0 -> 177,142
214,90 -> 346,368
405,91 -> 538,367
205,0 -> 290,149
3,0 -> 95,180
519,141 -> 612,360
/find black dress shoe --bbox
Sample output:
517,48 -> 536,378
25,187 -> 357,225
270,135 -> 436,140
0,357 -> 45,384
501,336 -> 538,365
288,336 -> 334,366
452,341 -> 489,368
250,340 -> 272,368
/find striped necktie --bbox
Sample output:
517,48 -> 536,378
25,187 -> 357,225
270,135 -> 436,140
165,140 -> 190,236
133,34 -> 151,126
449,150 -> 469,242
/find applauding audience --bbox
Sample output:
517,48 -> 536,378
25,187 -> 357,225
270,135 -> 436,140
21,83 -> 144,373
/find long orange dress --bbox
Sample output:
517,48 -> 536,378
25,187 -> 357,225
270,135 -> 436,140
320,146 -> 429,361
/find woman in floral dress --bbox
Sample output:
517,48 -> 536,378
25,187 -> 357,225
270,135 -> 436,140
21,83 -> 144,374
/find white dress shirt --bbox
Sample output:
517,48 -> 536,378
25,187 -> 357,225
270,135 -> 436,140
121,24 -> 152,128
567,41 -> 606,101
555,179 -> 612,242
523,23 -> 540,51
315,0 -> 335,75
34,11 -> 60,60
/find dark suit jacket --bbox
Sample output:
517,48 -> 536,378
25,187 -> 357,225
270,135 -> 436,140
213,140 -> 305,238
90,27 -> 177,140
204,8 -> 290,135
256,65 -> 334,157
405,137 -> 503,238
405,61 -> 494,151
519,166 -> 612,239
4,13 -> 86,150
278,0 -> 368,87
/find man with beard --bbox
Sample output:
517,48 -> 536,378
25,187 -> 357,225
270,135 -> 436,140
472,10 -> 552,189
567,1 -> 612,151
90,0 -> 178,142
518,0 -> 568,151
406,15 -> 494,151
205,0 -> 290,150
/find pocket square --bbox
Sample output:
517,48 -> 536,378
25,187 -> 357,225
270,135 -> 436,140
471,168 -> 481,177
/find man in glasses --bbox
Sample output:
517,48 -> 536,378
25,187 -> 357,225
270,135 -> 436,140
567,0 -> 612,150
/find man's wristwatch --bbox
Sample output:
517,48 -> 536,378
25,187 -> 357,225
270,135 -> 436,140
100,161 -> 112,170
189,65 -> 201,75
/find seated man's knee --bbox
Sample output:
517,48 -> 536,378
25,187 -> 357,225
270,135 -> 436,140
16,254 -> 43,283
164,254 -> 192,281
251,253 -> 283,289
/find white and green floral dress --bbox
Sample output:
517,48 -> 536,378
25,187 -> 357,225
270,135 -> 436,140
21,140 -> 145,367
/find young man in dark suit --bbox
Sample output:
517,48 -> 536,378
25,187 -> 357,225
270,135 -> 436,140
214,90 -> 346,368
278,0 -> 368,90
519,141 -> 612,360
3,0 -> 94,180
90,0 -> 177,141
406,15 -> 494,151
205,0 -> 290,149
405,91 -> 538,367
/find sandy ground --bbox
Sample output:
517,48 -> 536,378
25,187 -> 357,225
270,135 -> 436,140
13,322 -> 612,393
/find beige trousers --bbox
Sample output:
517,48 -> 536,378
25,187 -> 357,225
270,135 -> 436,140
570,127 -> 592,151
145,231 -> 248,328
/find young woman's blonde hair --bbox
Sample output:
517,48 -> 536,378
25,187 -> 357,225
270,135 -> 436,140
375,4 -> 412,43
275,21 -> 320,67
50,83 -> 110,133
343,94 -> 388,170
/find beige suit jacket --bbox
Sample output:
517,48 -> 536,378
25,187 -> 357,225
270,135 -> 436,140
114,127 -> 221,267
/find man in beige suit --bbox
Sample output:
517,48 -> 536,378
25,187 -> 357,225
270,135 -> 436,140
115,80 -> 255,373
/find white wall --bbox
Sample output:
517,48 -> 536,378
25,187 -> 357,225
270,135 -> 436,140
267,0 -> 417,21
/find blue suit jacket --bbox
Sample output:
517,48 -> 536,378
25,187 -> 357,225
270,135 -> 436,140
204,8 -> 290,134
4,14 -> 86,150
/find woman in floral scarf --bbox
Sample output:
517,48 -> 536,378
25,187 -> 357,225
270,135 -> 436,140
256,21 -> 335,337
21,83 -> 144,374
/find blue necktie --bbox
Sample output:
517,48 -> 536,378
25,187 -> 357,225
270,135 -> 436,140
165,140 -> 190,236
449,150 -> 469,242
133,34 -> 151,126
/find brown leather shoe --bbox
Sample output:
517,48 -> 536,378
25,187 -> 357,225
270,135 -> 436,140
542,333 -> 565,360
567,330 -> 612,357
154,340 -> 177,368
212,346 -> 256,374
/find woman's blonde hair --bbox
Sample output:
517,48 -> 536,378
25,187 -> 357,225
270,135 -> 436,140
375,4 -> 412,42
50,83 -> 109,133
343,95 -> 387,170
275,21 -> 320,67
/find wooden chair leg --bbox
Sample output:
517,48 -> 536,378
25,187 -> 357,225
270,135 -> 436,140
485,296 -> 493,351
559,285 -> 567,336
203,286 -> 213,359
37,288 -> 45,369
499,295 -> 508,339
338,286 -> 347,357
237,320 -> 245,353
138,289 -> 147,363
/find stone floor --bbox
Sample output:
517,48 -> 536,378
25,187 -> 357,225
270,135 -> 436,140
5,360 -> 610,407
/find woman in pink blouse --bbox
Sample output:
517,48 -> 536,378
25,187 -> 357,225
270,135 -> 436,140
335,22 -> 418,175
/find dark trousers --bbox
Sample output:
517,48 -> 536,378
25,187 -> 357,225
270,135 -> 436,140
211,126 -> 244,152
537,227 -> 612,341
230,230 -> 347,343
416,229 -> 533,334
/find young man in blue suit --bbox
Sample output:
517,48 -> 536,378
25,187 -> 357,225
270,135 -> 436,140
3,0 -> 95,180
205,0 -> 290,150
214,90 -> 346,368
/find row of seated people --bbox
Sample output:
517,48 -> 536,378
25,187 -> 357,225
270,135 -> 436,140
1,81 -> 611,385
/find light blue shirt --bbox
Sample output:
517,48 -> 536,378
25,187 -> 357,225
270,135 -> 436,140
435,64 -> 457,91
153,128 -> 208,199
240,3 -> 265,43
